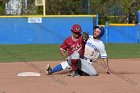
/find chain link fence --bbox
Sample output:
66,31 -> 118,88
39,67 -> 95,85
0,0 -> 140,24
90,0 -> 140,24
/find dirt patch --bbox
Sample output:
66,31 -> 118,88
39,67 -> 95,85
0,59 -> 140,93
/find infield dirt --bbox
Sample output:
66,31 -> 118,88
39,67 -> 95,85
0,58 -> 140,93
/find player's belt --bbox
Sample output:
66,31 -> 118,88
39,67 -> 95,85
83,57 -> 92,62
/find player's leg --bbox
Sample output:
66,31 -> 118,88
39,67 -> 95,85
46,61 -> 70,75
69,52 -> 81,77
80,59 -> 97,76
70,59 -> 80,76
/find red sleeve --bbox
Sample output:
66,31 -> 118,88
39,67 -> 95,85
60,39 -> 68,51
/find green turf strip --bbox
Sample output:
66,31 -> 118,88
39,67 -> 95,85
0,44 -> 139,62
106,44 -> 140,59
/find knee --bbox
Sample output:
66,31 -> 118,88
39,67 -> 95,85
91,71 -> 98,76
60,61 -> 70,70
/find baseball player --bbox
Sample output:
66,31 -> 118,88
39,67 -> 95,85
46,25 -> 111,76
49,24 -> 89,77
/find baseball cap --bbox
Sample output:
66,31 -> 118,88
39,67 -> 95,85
94,25 -> 105,38
71,24 -> 82,33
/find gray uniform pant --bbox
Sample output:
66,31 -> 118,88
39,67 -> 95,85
80,59 -> 97,76
67,58 -> 97,76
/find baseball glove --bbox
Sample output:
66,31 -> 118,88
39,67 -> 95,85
82,32 -> 89,42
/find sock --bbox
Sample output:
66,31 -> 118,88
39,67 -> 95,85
51,64 -> 63,73
71,59 -> 79,71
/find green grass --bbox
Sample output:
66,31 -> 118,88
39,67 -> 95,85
0,44 -> 139,62
0,44 -> 63,62
106,43 -> 140,59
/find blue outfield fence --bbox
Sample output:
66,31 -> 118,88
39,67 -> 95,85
0,15 -> 140,44
0,15 -> 96,44
102,24 -> 140,43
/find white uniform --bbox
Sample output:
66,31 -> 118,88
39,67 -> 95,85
60,35 -> 107,75
84,35 -> 107,62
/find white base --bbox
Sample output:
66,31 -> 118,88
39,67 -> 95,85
17,72 -> 41,77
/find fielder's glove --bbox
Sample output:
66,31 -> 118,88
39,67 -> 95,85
82,32 -> 89,42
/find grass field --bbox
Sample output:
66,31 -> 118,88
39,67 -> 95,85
106,43 -> 140,59
0,44 -> 139,62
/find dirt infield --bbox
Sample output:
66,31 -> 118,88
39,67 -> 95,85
0,59 -> 140,93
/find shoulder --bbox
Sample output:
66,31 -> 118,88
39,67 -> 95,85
86,35 -> 93,42
64,36 -> 72,42
66,36 -> 72,40
89,35 -> 105,47
96,40 -> 105,48
98,40 -> 104,45
97,41 -> 106,51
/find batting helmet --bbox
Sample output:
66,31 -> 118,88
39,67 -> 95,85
71,24 -> 82,33
94,25 -> 105,38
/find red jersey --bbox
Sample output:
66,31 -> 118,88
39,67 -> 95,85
60,36 -> 86,58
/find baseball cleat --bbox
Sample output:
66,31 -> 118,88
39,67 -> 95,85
46,64 -> 52,75
71,71 -> 80,78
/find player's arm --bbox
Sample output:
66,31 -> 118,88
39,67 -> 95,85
102,58 -> 111,74
60,39 -> 68,59
98,43 -> 111,74
60,49 -> 67,59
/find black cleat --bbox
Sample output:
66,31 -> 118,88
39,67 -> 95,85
46,64 -> 52,75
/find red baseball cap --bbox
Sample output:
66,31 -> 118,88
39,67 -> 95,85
71,24 -> 82,33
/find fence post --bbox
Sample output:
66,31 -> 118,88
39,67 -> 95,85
96,14 -> 98,26
137,10 -> 140,25
105,22 -> 109,43
137,24 -> 140,43
88,0 -> 90,14
137,10 -> 140,43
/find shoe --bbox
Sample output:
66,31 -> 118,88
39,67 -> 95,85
46,64 -> 52,75
66,66 -> 72,70
71,71 -> 80,78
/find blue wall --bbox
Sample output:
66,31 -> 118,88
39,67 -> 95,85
101,25 -> 140,43
0,17 -> 139,44
0,17 -> 94,44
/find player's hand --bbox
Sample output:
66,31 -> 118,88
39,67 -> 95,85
62,54 -> 67,60
105,68 -> 112,74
